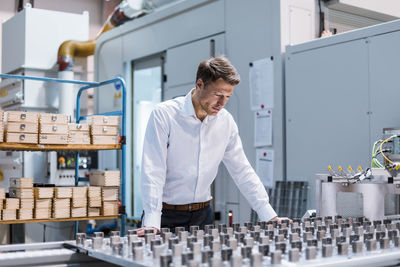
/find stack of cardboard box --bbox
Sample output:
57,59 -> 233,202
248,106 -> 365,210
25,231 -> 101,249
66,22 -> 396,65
90,170 -> 120,216
90,116 -> 119,145
9,177 -> 33,220
39,113 -> 69,144
68,123 -> 90,144
34,187 -> 53,219
53,187 -> 72,218
71,187 -> 87,217
88,186 -> 101,216
5,111 -> 39,144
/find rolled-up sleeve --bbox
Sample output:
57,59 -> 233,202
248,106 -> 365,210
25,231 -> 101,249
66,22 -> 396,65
141,107 -> 169,229
222,120 -> 277,221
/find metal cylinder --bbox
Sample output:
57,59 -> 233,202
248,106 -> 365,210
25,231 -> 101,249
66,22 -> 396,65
112,241 -> 124,256
201,248 -> 213,264
182,251 -> 194,265
241,245 -> 252,259
76,233 -> 86,245
110,231 -> 120,237
160,253 -> 172,267
92,237 -> 103,250
94,232 -> 104,238
221,247 -> 233,261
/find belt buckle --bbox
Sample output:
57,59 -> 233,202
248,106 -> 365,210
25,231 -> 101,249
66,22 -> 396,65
188,204 -> 192,211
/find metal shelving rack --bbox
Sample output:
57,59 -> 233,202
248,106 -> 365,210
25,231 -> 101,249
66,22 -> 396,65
0,73 -> 127,236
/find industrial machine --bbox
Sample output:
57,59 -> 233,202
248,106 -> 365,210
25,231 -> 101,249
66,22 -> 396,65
316,128 -> 400,221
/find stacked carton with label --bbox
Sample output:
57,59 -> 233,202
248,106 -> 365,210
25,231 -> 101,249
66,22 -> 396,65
90,116 -> 119,145
5,111 -> 39,143
9,177 -> 33,220
72,187 -> 87,217
39,113 -> 69,144
34,187 -> 53,219
90,170 -> 120,216
53,187 -> 72,218
68,123 -> 90,144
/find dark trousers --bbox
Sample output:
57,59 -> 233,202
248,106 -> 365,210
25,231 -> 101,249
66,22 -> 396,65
161,205 -> 214,231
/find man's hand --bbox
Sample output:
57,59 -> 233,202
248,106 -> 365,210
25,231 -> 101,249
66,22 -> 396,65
136,227 -> 159,237
270,216 -> 293,224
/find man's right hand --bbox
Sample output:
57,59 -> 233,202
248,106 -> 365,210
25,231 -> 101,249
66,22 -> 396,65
136,227 -> 159,237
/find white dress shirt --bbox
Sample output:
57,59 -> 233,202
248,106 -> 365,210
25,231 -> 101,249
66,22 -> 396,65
141,89 -> 277,229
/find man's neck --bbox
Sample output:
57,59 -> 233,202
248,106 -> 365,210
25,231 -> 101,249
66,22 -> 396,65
191,89 -> 207,121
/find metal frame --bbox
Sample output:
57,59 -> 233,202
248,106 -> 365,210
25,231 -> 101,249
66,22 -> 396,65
0,73 -> 127,236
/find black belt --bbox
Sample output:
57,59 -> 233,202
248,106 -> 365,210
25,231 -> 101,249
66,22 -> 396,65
162,200 -> 211,211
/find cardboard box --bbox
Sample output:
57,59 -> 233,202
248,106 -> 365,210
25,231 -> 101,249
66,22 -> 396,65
9,188 -> 34,199
34,208 -> 50,219
91,125 -> 118,136
72,198 -> 87,208
18,209 -> 33,220
53,198 -> 70,209
53,208 -> 70,219
34,188 -> 54,199
102,201 -> 118,216
6,122 -> 38,133
39,134 -> 68,144
72,187 -> 87,199
88,197 -> 102,208
9,177 -> 33,188
89,116 -> 119,126
102,187 -> 119,201
2,209 -> 16,220
20,198 -> 34,209
54,187 -> 72,198
91,135 -> 119,145
4,198 -> 19,209
71,207 -> 87,218
6,133 -> 38,144
39,113 -> 69,125
40,124 -> 68,134
88,207 -> 100,217
7,111 -> 38,123
35,199 -> 52,209
88,186 -> 101,198
90,171 -> 120,187
68,123 -> 89,132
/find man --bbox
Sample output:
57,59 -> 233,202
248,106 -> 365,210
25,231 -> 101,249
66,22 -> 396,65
139,56 -> 287,235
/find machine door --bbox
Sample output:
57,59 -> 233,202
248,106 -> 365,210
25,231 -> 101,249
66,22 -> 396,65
131,55 -> 164,219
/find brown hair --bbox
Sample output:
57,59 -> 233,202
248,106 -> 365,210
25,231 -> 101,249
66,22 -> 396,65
196,56 -> 240,86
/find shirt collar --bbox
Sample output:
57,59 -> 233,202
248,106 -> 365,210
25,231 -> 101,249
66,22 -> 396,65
181,88 -> 197,117
180,88 -> 219,122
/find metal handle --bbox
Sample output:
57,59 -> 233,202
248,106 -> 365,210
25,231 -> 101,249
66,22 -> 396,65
19,134 -> 25,141
52,125 -> 58,131
103,117 -> 108,123
51,115 -> 57,121
77,124 -> 82,130
20,124 -> 25,130
103,126 -> 108,133
20,113 -> 26,120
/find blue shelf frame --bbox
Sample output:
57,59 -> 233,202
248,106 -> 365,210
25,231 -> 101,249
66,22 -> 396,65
0,73 -> 127,236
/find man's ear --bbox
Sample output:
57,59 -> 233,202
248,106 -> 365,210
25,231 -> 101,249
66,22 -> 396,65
196,78 -> 204,90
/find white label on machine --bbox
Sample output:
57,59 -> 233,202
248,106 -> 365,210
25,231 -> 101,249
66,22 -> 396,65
249,57 -> 274,110
256,149 -> 274,188
254,109 -> 272,147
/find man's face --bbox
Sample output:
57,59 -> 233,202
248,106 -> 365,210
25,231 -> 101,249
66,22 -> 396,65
196,78 -> 234,116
